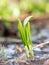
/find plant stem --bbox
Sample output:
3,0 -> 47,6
29,45 -> 34,59
1,45 -> 5,59
25,45 -> 30,58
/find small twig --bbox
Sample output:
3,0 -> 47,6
33,41 -> 49,49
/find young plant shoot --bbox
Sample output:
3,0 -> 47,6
18,16 -> 34,59
1,45 -> 5,59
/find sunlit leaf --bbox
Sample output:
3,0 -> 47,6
23,16 -> 32,26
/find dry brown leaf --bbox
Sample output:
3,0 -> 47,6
16,45 -> 23,53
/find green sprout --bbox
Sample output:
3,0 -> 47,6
1,45 -> 5,59
18,16 -> 34,59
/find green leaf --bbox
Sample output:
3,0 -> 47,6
23,16 -> 32,26
27,22 -> 30,39
18,19 -> 26,45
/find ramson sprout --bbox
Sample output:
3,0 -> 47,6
18,16 -> 34,59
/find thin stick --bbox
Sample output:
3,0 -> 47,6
33,41 -> 49,49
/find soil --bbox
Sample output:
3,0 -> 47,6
0,42 -> 49,65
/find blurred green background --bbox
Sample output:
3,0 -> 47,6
0,0 -> 49,20
0,0 -> 49,36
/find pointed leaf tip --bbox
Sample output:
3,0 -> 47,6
23,16 -> 32,26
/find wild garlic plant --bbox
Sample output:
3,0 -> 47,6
18,16 -> 34,59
